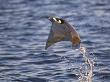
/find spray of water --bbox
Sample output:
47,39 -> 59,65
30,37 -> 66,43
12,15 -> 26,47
77,44 -> 94,82
60,43 -> 95,82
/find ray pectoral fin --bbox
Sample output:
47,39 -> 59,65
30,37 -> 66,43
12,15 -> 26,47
45,27 -> 66,49
45,33 -> 54,49
45,40 -> 55,49
45,35 -> 65,49
71,35 -> 81,49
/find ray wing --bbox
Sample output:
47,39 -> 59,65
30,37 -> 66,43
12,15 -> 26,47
45,24 -> 70,49
45,21 -> 81,49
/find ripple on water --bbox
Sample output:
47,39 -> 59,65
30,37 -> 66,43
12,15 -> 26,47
0,0 -> 110,82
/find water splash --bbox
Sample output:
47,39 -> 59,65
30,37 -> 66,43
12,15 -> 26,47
77,44 -> 94,82
60,43 -> 95,82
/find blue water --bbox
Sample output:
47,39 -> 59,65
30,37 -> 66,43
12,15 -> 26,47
0,0 -> 110,82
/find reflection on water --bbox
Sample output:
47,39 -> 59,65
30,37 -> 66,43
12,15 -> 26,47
0,0 -> 110,82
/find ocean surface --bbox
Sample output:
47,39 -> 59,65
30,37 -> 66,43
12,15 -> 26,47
0,0 -> 110,82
